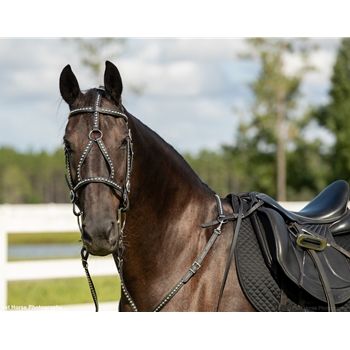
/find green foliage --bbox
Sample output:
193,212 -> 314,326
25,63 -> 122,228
237,38 -> 318,200
184,140 -> 328,201
314,38 -> 350,183
0,147 -> 68,204
184,149 -> 235,197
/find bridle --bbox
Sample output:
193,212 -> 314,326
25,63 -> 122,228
64,86 -> 133,223
64,86 -> 134,312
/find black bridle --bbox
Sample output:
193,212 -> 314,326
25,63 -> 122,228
64,86 -> 133,221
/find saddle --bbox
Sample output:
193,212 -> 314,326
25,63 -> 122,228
233,180 -> 350,312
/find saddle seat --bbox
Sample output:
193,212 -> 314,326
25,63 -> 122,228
256,180 -> 350,234
244,180 -> 350,308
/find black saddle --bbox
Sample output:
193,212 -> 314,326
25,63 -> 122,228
232,180 -> 350,311
257,180 -> 350,230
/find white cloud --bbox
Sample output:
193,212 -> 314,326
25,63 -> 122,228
0,38 -> 342,154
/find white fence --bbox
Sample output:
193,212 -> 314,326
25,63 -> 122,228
0,202 -> 308,311
0,203 -> 118,310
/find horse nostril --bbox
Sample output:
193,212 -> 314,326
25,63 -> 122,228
109,237 -> 117,247
108,221 -> 118,245
82,224 -> 93,243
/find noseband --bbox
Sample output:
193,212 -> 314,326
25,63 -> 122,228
64,86 -> 133,222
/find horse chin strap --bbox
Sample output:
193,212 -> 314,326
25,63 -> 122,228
64,86 -> 133,312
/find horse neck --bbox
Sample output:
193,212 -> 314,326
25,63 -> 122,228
117,114 -> 223,311
127,114 -> 215,221
123,114 -> 218,263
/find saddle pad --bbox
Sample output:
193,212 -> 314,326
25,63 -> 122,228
235,213 -> 350,312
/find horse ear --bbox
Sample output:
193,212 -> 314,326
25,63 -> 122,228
104,61 -> 123,103
59,64 -> 82,105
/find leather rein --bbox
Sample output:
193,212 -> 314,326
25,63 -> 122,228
64,87 -> 254,312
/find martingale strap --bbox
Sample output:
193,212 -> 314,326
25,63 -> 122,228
152,196 -> 226,312
117,195 -> 228,312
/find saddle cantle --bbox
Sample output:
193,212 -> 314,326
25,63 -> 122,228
235,180 -> 350,311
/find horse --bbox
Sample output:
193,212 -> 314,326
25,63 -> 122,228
60,61 -> 255,312
60,61 -> 350,312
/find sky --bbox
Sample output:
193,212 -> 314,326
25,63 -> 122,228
0,37 -> 342,155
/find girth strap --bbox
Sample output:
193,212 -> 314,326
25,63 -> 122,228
216,195 -> 243,311
308,249 -> 336,312
199,193 -> 266,311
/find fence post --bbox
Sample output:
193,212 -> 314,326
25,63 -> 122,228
0,206 -> 8,310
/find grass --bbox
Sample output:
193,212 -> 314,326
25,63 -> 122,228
8,276 -> 121,307
7,232 -> 120,307
8,232 -> 81,245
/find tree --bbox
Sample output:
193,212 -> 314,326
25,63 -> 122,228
236,38 -> 317,200
314,38 -> 350,183
68,38 -> 126,78
0,147 -> 68,204
66,38 -> 144,94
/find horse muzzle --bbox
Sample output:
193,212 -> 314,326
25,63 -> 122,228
81,219 -> 119,256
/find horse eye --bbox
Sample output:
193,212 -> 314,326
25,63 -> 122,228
64,140 -> 73,152
121,138 -> 128,147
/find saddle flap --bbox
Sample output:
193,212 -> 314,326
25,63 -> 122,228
252,207 -> 350,304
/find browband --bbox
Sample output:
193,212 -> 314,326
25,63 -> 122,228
69,106 -> 128,121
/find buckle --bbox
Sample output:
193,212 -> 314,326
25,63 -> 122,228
70,190 -> 75,203
296,233 -> 327,251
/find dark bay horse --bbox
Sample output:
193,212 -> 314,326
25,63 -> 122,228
60,61 -> 254,311
60,61 -> 350,312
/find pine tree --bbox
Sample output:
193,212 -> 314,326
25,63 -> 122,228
314,38 -> 350,183
236,38 -> 317,200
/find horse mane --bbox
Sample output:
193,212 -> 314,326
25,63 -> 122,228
125,109 -> 216,196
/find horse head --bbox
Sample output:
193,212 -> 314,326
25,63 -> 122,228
60,61 -> 133,256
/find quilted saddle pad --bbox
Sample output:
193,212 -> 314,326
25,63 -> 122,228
235,213 -> 350,312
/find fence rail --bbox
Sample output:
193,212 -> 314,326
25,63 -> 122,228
0,203 -> 118,310
0,202 -> 308,310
